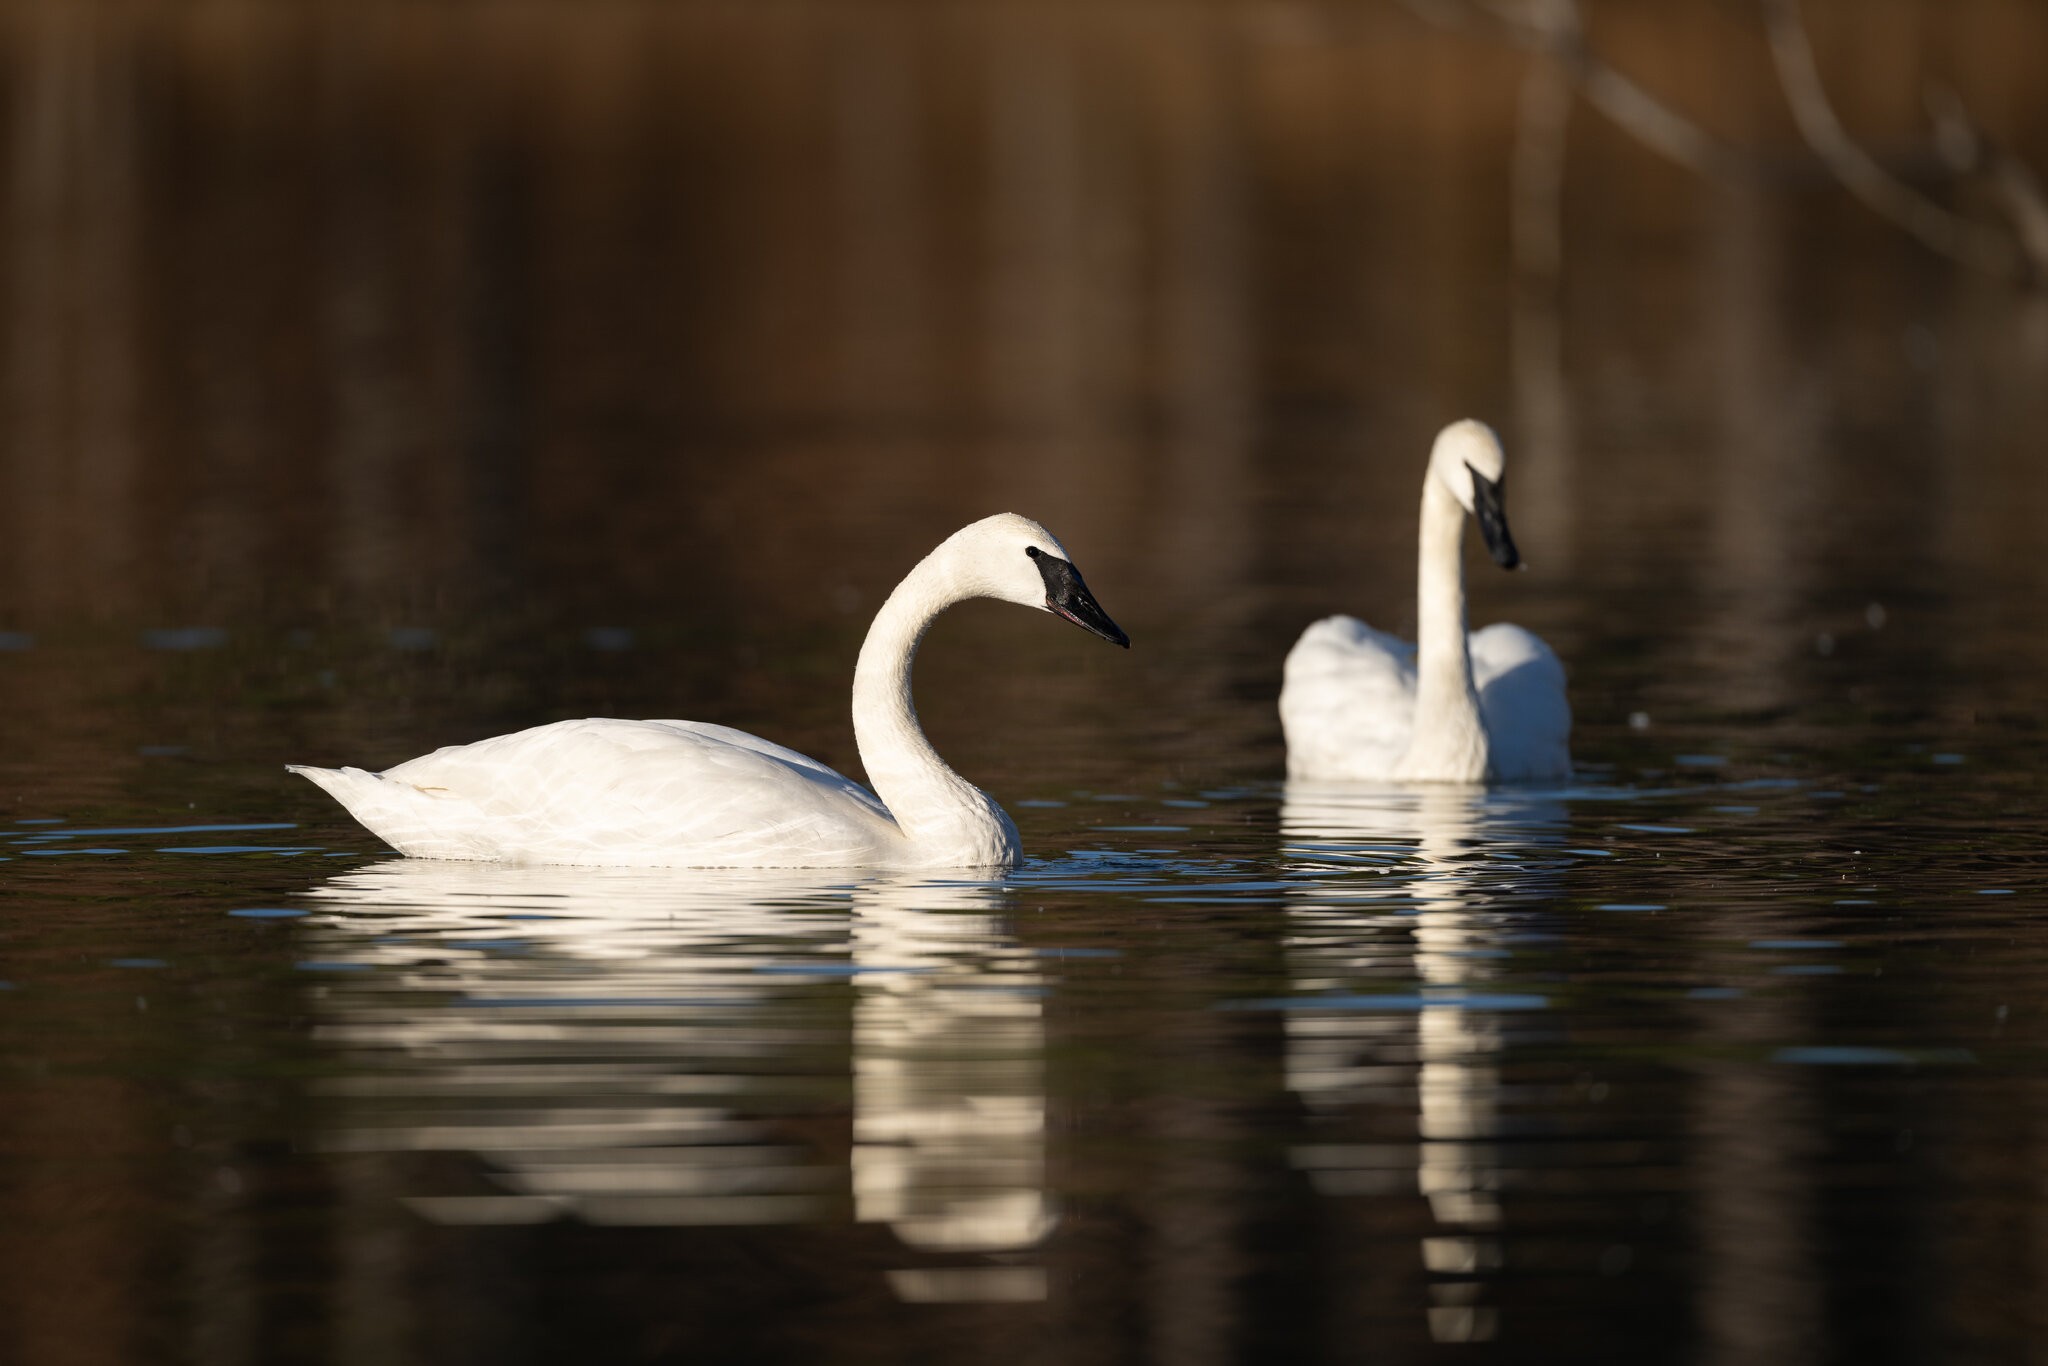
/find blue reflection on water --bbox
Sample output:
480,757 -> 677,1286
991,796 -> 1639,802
9,823 -> 297,838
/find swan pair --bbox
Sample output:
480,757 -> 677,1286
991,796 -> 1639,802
294,423 -> 1570,870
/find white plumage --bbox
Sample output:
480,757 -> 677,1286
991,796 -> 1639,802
1280,421 -> 1572,784
1282,618 -> 1568,782
292,719 -> 901,867
292,513 -> 1128,869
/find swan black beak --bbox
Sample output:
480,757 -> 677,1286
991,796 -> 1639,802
1468,463 -> 1521,570
1029,548 -> 1130,648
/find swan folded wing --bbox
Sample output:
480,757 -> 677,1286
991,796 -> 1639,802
368,718 -> 898,867
1279,615 -> 1417,780
1471,623 -> 1572,782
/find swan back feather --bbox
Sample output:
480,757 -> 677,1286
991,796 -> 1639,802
292,718 -> 904,867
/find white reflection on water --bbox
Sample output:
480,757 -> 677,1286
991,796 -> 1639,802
300,859 -> 1051,1267
1281,784 -> 1567,1345
852,883 -> 1052,1254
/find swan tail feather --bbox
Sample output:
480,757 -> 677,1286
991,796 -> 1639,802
289,763 -> 490,859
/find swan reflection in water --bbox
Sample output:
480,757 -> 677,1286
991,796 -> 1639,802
1281,783 -> 1568,1343
301,858 -> 1051,1297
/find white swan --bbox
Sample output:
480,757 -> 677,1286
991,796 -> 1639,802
1280,420 -> 1570,783
290,513 -> 1128,869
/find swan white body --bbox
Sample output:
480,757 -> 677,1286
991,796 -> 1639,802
1280,421 -> 1571,784
291,514 -> 1128,869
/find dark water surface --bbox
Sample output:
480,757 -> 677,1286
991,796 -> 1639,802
5,5 -> 2048,1364
8,744 -> 2048,1365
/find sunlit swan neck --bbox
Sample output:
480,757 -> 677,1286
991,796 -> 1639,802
1400,475 -> 1489,781
851,551 -> 1009,853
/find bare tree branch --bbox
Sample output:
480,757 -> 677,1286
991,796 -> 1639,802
1926,84 -> 2048,282
1523,0 -> 1739,176
1398,0 -> 1742,176
1400,0 -> 2047,286
1760,0 -> 2018,276
1988,153 -> 2048,282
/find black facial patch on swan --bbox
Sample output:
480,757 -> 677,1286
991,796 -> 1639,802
1468,463 -> 1520,570
1029,547 -> 1130,648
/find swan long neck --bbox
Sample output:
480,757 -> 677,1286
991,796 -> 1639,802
1404,475 -> 1489,780
850,557 -> 999,847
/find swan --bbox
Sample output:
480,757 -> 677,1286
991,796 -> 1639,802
290,513 -> 1129,869
1279,420 -> 1570,784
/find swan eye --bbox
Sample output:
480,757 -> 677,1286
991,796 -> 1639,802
1024,546 -> 1041,559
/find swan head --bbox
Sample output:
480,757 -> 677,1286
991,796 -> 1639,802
1428,419 -> 1520,569
940,513 -> 1130,648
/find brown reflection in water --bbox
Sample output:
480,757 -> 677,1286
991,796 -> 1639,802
1508,22 -> 1575,570
0,3 -> 2042,633
1691,1006 -> 1824,1363
0,1077 -> 152,1365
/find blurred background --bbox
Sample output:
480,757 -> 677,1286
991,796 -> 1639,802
2,2 -> 2047,1363
1,0 -> 2044,805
